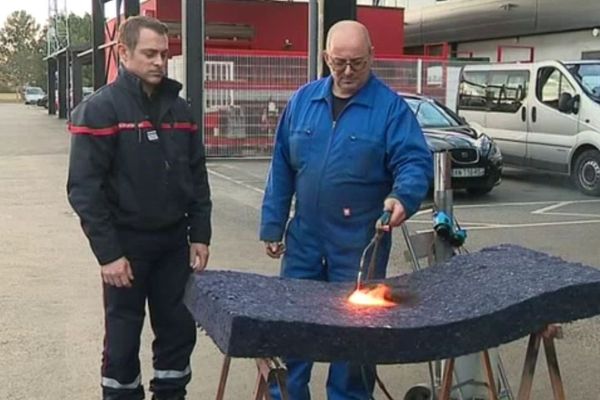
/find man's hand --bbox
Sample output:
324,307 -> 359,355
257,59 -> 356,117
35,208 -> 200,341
190,243 -> 210,273
382,197 -> 407,229
265,241 -> 285,259
101,257 -> 134,288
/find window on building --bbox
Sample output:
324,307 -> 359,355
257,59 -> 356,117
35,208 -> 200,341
581,51 -> 600,60
537,67 -> 576,110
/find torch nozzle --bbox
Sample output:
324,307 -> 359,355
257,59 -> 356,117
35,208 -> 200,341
355,271 -> 363,291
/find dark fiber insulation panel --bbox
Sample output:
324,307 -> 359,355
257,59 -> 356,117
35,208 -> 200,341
184,244 -> 600,364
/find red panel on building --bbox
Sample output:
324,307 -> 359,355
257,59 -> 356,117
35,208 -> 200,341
107,0 -> 405,81
142,0 -> 403,53
356,6 -> 404,55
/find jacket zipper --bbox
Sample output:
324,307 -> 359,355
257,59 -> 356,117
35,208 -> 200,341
314,101 -> 352,211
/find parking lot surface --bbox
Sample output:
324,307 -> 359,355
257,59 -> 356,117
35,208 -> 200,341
1,103 -> 599,399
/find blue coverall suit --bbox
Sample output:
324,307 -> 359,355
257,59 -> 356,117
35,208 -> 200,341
260,74 -> 433,400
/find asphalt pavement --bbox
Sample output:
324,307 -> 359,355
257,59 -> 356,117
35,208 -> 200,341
1,103 -> 599,400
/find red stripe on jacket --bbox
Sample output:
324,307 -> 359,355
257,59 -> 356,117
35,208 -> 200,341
68,120 -> 196,136
160,122 -> 198,131
68,124 -> 120,136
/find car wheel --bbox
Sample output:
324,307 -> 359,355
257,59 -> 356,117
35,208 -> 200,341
573,149 -> 600,196
466,185 -> 494,196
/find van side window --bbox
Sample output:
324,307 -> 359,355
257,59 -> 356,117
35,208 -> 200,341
487,71 -> 529,113
458,71 -> 487,110
537,67 -> 576,110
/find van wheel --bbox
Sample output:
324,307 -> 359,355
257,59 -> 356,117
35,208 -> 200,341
573,149 -> 600,196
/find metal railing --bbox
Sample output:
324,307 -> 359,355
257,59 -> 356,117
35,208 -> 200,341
167,51 -> 475,157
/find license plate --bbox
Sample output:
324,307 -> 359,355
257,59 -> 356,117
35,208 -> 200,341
452,168 -> 485,178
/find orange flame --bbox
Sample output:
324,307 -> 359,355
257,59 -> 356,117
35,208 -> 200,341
348,284 -> 396,307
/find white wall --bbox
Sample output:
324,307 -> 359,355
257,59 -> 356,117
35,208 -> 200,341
457,29 -> 600,62
290,0 -> 440,8
382,0 -> 438,7
167,55 -> 186,98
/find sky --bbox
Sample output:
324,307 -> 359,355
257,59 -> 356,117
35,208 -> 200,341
0,0 -> 105,26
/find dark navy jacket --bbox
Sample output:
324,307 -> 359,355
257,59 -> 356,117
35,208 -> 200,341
67,67 -> 211,265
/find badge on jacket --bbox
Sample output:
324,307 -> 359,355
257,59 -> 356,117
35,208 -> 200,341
146,130 -> 159,142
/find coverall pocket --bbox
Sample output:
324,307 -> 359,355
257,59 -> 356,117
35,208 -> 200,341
346,134 -> 384,179
289,128 -> 314,169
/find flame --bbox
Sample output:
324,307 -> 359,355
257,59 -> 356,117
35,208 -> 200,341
348,284 -> 396,307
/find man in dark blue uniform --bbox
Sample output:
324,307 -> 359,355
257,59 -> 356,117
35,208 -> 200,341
67,16 -> 211,400
260,20 -> 433,400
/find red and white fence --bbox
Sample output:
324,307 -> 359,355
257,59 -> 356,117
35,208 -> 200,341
168,50 -> 472,157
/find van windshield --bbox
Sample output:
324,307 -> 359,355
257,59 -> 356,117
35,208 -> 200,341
565,62 -> 600,101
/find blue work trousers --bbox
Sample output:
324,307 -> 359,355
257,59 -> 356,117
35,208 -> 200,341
269,217 -> 389,400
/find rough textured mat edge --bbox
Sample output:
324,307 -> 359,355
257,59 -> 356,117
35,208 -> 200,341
184,244 -> 600,363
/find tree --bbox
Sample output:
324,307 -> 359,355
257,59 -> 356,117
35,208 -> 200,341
46,12 -> 93,86
0,11 -> 94,92
67,13 -> 92,48
0,10 -> 46,91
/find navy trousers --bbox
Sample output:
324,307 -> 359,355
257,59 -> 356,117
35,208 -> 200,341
101,222 -> 196,400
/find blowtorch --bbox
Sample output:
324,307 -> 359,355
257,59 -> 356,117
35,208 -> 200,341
355,210 -> 392,291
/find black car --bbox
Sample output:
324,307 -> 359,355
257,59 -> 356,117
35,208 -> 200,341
403,94 -> 503,196
37,94 -> 48,108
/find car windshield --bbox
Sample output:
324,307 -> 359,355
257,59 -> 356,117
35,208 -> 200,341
565,62 -> 600,101
26,87 -> 44,95
405,98 -> 462,128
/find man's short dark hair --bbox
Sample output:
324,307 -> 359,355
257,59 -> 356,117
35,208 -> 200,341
118,16 -> 168,50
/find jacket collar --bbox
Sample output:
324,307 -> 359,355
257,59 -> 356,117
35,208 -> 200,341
311,73 -> 377,108
116,65 -> 182,100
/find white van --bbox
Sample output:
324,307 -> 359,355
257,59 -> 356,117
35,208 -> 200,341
457,60 -> 600,196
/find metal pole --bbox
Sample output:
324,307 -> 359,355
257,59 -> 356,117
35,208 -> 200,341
66,50 -> 71,118
321,0 -> 357,77
433,151 -> 453,262
183,0 -> 205,141
91,0 -> 106,90
317,0 -> 324,78
47,58 -> 57,115
308,0 -> 319,81
433,151 -> 494,399
116,0 -> 122,28
432,150 -> 453,397
72,54 -> 83,109
57,53 -> 68,119
416,58 -> 423,94
124,0 -> 140,18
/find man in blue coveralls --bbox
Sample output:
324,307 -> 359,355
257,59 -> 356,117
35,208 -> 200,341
259,20 -> 433,400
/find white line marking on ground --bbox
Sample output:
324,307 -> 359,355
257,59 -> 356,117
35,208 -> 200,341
213,163 -> 268,181
531,201 -> 571,214
531,200 -> 600,218
411,199 -> 600,232
541,212 -> 600,218
415,219 -> 600,233
207,168 -> 265,194
207,168 -> 600,230
413,200 -> 581,216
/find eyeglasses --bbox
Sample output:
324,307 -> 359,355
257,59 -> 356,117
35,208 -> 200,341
328,56 -> 370,72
